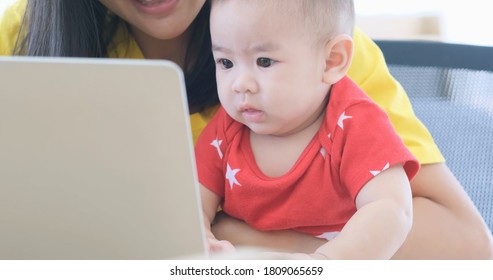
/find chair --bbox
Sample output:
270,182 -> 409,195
375,40 -> 493,233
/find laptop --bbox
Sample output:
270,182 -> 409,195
0,57 -> 207,259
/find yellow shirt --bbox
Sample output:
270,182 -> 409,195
0,0 -> 444,164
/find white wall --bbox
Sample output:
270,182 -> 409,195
355,0 -> 493,46
0,0 -> 16,15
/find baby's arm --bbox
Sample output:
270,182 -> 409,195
200,184 -> 235,254
315,165 -> 413,259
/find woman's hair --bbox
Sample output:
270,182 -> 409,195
14,0 -> 219,112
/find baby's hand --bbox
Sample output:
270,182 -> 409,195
207,236 -> 236,254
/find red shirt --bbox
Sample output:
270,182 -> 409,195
195,77 -> 419,238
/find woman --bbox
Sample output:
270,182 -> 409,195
1,0 -> 491,259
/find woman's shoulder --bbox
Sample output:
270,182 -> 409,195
107,23 -> 145,59
0,0 -> 26,55
347,27 -> 385,85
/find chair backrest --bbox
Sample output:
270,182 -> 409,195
375,40 -> 493,233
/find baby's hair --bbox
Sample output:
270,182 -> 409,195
211,0 -> 355,45
299,0 -> 355,39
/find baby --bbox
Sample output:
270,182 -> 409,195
195,0 -> 419,259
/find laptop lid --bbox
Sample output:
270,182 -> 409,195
0,57 -> 207,259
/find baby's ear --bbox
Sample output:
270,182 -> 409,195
322,34 -> 354,85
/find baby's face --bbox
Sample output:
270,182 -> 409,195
210,1 -> 331,137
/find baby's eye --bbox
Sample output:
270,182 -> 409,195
218,58 -> 234,69
256,57 -> 275,68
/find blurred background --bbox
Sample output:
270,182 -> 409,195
355,0 -> 493,46
1,0 -> 492,47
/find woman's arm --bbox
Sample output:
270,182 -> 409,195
211,211 -> 324,253
392,163 -> 493,259
212,163 -> 493,259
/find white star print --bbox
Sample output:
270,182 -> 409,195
370,162 -> 390,176
337,111 -> 352,130
225,163 -> 241,190
319,147 -> 326,159
210,137 -> 223,159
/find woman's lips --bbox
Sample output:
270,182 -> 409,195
133,0 -> 179,16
